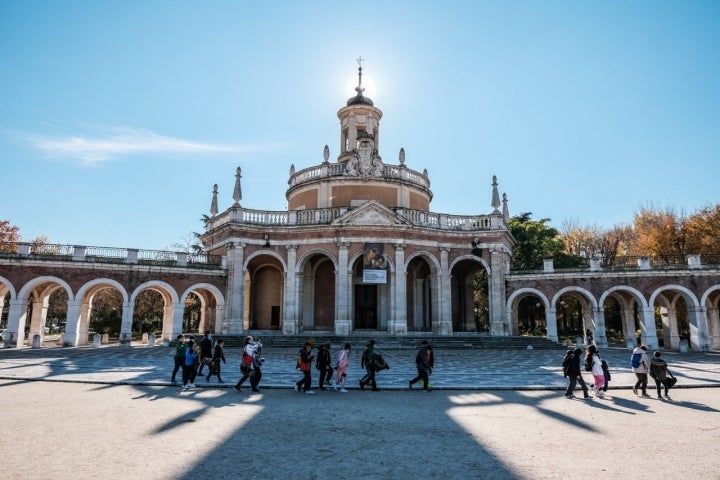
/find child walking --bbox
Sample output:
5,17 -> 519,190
333,343 -> 351,393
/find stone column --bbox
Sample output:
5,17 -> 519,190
639,306 -> 659,349
170,303 -> 184,341
664,306 -> 680,350
622,307 -> 638,347
119,301 -> 134,345
706,306 -> 720,350
592,307 -> 608,348
27,299 -> 46,345
158,301 -> 174,340
545,307 -> 558,343
283,244 -> 299,335
63,300 -> 82,347
335,241 -> 351,336
689,306 -> 711,352
390,243 -> 407,335
4,298 -> 27,348
489,247 -> 508,336
223,242 -> 246,334
437,247 -> 452,335
78,300 -> 91,346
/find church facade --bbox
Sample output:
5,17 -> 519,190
201,64 -> 514,337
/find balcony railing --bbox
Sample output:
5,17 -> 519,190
0,242 -> 224,270
207,205 -> 506,231
510,254 -> 720,275
287,162 -> 431,191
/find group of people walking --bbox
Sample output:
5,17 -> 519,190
172,336 -> 435,394
172,335 -> 678,397
294,341 -> 353,394
563,342 -> 675,400
170,331 -> 227,390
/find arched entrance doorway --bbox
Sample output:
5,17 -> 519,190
450,258 -> 488,333
245,253 -> 285,331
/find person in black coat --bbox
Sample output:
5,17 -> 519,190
563,348 -> 590,399
408,341 -> 434,392
197,331 -> 213,375
316,343 -> 333,391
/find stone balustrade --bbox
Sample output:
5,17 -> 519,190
0,242 -> 224,269
206,205 -> 504,232
287,162 -> 430,190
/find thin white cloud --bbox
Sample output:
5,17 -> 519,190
24,126 -> 276,166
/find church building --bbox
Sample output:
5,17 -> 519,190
202,63 -> 515,337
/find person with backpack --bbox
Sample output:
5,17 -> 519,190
408,341 -> 434,392
234,336 -> 262,392
563,348 -> 590,399
631,345 -> 651,397
294,341 -> 315,394
601,358 -> 611,392
649,351 -> 675,399
359,339 -> 379,391
585,345 -> 605,398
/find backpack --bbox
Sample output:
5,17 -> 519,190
296,349 -> 303,369
561,351 -> 573,376
631,352 -> 642,368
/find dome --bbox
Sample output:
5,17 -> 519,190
346,93 -> 374,107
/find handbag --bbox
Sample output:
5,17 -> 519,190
667,376 -> 677,388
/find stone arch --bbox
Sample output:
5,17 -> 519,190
0,275 -> 17,300
17,276 -> 74,302
244,249 -> 288,273
506,288 -> 551,338
649,285 -> 707,351
75,278 -> 130,346
648,285 -> 700,309
348,249 -> 394,332
449,253 -> 490,273
297,253 -> 337,331
14,276 -> 74,347
179,283 -> 225,335
129,281 -> 180,344
296,248 -> 337,273
450,254 -> 490,333
405,251 -> 441,333
0,276 -> 17,333
245,253 -> 285,331
552,286 -> 599,347
76,278 -> 130,304
598,286 -> 648,347
700,285 -> 720,350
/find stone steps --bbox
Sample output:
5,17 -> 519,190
193,332 -> 563,350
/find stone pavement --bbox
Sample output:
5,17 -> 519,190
1,342 -> 720,391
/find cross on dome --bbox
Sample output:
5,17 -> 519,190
355,56 -> 365,95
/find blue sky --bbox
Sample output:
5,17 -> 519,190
1,1 -> 719,250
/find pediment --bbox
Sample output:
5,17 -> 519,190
332,200 -> 412,226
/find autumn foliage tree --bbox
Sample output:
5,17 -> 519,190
0,220 -> 20,243
556,203 -> 720,263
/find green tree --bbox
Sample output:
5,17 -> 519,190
509,212 -> 583,270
